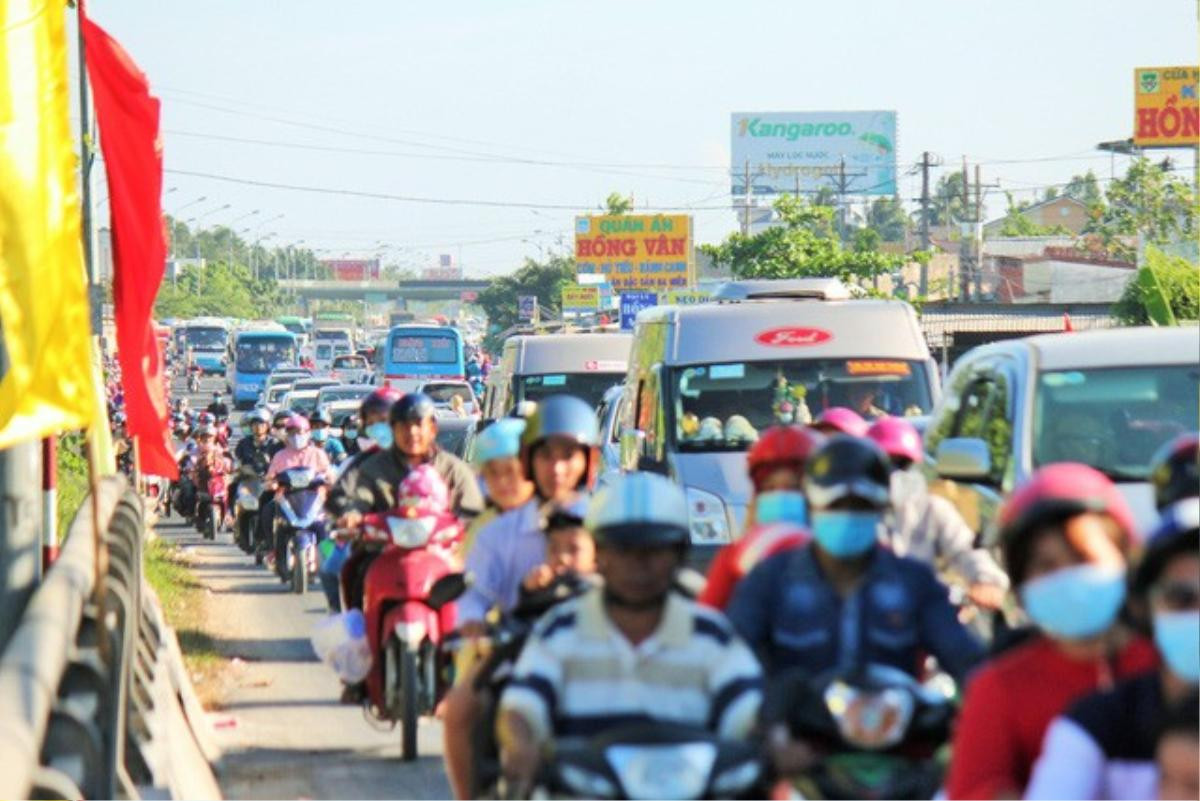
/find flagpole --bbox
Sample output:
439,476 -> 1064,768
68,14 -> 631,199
76,4 -> 100,336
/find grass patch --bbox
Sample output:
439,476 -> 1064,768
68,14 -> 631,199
144,538 -> 228,707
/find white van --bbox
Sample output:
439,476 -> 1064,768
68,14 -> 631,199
618,282 -> 938,552
482,332 -> 633,418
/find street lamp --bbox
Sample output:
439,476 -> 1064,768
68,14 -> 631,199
171,195 -> 207,217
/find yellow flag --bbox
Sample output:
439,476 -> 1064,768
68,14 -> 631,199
0,0 -> 101,448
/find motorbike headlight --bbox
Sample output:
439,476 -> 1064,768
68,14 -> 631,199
558,762 -> 617,799
605,743 -> 716,800
823,680 -> 914,751
684,487 -> 731,545
711,759 -> 761,796
386,516 -> 435,548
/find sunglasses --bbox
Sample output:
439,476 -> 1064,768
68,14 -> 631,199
1153,581 -> 1200,612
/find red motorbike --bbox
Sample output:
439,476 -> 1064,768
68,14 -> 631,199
194,460 -> 229,541
356,466 -> 463,761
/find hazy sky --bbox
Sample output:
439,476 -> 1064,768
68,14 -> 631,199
84,0 -> 1198,276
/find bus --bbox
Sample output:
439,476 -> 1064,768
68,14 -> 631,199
276,315 -> 310,337
229,329 -> 299,408
179,318 -> 231,374
376,324 -> 465,393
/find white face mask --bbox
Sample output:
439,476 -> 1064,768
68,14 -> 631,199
287,432 -> 310,450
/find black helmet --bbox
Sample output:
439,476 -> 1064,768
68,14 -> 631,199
310,405 -> 333,426
390,392 -> 436,424
1150,433 -> 1199,511
361,387 -> 403,422
541,494 -> 591,534
1134,499 -> 1200,596
272,410 -> 292,427
804,435 -> 892,510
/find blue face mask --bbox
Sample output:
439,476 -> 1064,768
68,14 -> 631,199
755,490 -> 808,527
311,429 -> 329,444
1154,610 -> 1200,682
1020,564 -> 1126,640
811,510 -> 881,558
366,421 -> 393,449
345,428 -> 359,440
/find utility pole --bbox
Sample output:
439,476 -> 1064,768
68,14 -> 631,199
959,157 -> 971,301
827,157 -> 868,242
918,151 -> 934,296
973,164 -> 984,299
76,15 -> 100,335
741,160 -> 751,236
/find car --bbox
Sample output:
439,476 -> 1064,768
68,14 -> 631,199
262,368 -> 313,401
331,354 -> 372,384
594,383 -> 626,488
316,384 -> 375,408
281,389 -> 322,418
924,326 -> 1200,540
324,399 -> 362,432
434,416 -> 476,459
418,380 -> 480,417
259,382 -> 296,414
291,377 -> 341,394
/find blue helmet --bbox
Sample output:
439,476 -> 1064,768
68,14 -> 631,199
473,418 -> 526,467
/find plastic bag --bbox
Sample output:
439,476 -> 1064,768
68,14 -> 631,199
319,539 -> 350,575
310,610 -> 372,683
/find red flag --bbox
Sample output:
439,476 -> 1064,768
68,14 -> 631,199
82,5 -> 176,478
1063,313 -> 1074,332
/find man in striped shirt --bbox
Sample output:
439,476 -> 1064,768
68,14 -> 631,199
497,473 -> 763,794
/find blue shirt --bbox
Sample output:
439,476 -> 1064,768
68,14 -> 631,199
726,544 -> 983,684
457,500 -> 546,623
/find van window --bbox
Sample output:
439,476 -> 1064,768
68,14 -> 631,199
518,373 -> 621,410
636,373 -> 660,454
670,358 -> 933,451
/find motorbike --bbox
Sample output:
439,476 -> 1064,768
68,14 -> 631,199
233,467 -> 265,555
356,506 -> 463,761
274,467 -> 327,594
533,721 -> 766,800
766,663 -> 956,800
187,367 -> 200,394
171,452 -> 197,520
194,468 -> 229,541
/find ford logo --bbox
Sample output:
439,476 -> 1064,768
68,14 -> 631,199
754,327 -> 833,347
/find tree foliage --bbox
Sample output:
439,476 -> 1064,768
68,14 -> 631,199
1112,246 -> 1200,325
155,260 -> 285,320
604,192 -> 633,215
701,195 -> 902,285
476,253 -> 576,349
915,170 -> 969,228
1063,170 -> 1103,206
1084,158 -> 1197,261
865,196 -> 909,242
987,192 -> 1073,238
166,218 -> 329,280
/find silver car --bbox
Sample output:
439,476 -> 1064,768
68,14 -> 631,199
925,326 -> 1200,541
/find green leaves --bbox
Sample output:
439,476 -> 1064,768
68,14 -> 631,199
476,254 -> 577,349
1084,158 -> 1197,262
701,194 -> 902,286
1112,246 -> 1198,326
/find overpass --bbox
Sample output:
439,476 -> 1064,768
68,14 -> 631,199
276,278 -> 491,304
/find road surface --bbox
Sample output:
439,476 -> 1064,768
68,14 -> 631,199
164,374 -> 452,800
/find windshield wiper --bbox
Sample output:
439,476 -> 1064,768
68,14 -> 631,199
1096,466 -> 1146,482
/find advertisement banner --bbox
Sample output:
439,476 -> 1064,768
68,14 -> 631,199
662,290 -> 711,306
1133,67 -> 1199,147
518,295 -> 538,322
575,214 -> 694,292
322,258 -> 381,281
619,292 -> 658,330
731,111 -> 897,196
561,285 -> 601,312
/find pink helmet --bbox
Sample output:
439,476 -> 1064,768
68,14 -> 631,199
284,414 -> 310,433
812,407 -> 869,438
867,416 -> 924,466
396,463 -> 451,517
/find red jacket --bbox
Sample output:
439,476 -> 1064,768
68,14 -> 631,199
698,523 -> 809,610
945,634 -> 1158,799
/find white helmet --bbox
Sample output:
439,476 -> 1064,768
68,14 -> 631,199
585,472 -> 689,548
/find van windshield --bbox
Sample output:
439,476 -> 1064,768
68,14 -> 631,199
670,358 -> 933,451
1032,364 -> 1199,481
519,373 -> 622,410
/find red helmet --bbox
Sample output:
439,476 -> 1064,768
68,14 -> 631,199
867,416 -> 924,466
812,407 -> 869,438
998,462 -> 1136,586
746,426 -> 825,489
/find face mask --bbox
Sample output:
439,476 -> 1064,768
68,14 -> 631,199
366,421 -> 393,449
755,490 -> 808,527
1154,610 -> 1200,681
287,432 -> 310,450
312,429 -> 329,444
345,428 -> 359,440
1020,563 -> 1126,640
811,510 -> 881,558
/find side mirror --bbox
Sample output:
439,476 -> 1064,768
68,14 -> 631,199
428,572 -> 469,610
935,437 -> 993,482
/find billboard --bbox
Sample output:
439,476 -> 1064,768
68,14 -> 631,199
1133,66 -> 1199,147
731,111 -> 897,196
619,292 -> 658,330
561,285 -> 601,312
322,258 -> 380,281
575,214 -> 694,292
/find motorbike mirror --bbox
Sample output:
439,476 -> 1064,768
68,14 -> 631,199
427,572 -> 469,610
